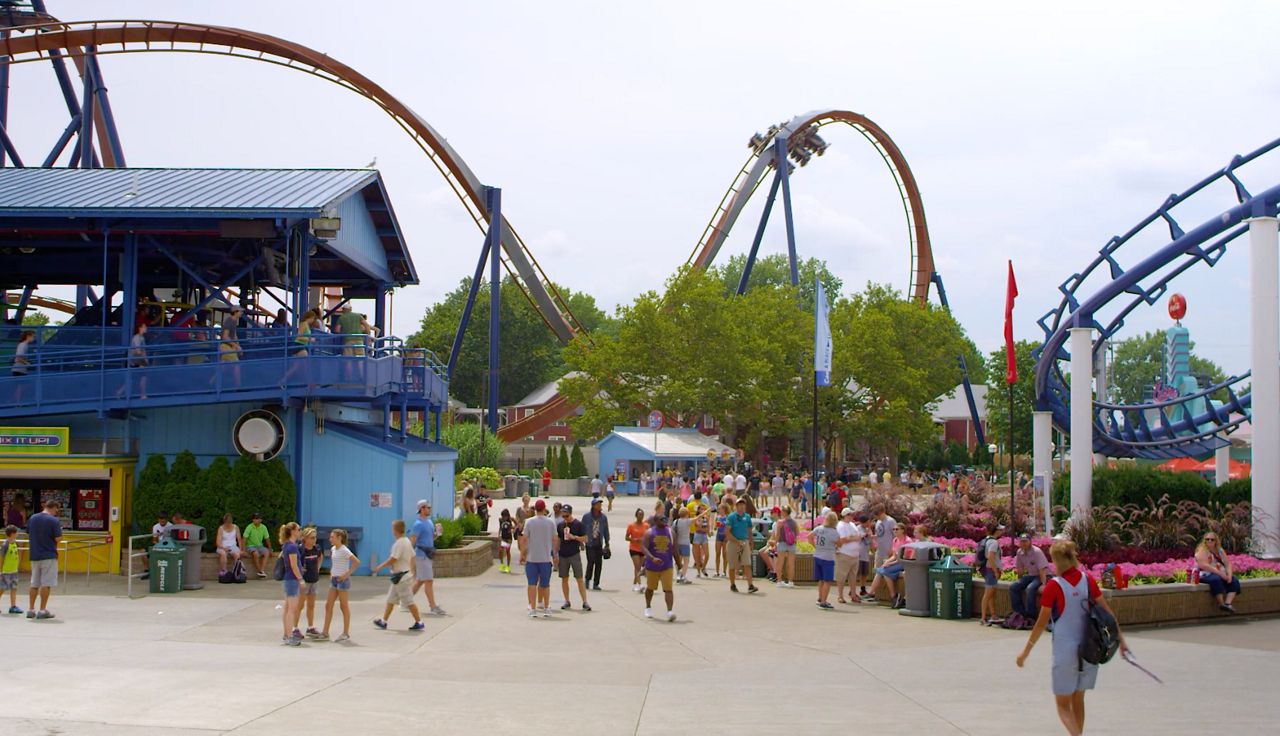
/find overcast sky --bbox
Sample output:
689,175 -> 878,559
13,1 -> 1280,378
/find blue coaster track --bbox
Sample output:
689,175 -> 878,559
1033,139 -> 1280,459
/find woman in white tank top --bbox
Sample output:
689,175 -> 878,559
216,514 -> 243,573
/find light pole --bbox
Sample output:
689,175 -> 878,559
988,443 -> 999,486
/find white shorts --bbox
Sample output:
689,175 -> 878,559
386,576 -> 414,606
219,545 -> 240,556
414,555 -> 434,581
30,558 -> 57,588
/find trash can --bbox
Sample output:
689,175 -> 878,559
504,475 -> 519,499
898,541 -> 948,617
751,531 -> 769,577
576,476 -> 591,496
148,538 -> 184,594
929,555 -> 973,620
517,476 -> 531,498
169,523 -> 206,590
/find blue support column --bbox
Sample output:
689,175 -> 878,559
775,138 -> 800,287
737,170 -> 782,295
77,50 -> 96,169
487,187 -> 502,435
299,231 -> 312,312
445,196 -> 495,378
0,27 -> 9,169
75,285 -> 89,312
85,52 -> 125,167
433,410 -> 441,444
374,285 -> 387,337
931,272 -> 986,446
120,234 -> 137,346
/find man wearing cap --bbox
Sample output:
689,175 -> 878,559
409,500 -> 445,616
519,499 -> 556,617
834,507 -> 864,604
1008,533 -> 1049,627
243,512 -> 273,578
724,499 -> 758,594
556,505 -> 591,611
642,514 -> 681,621
583,497 -> 610,592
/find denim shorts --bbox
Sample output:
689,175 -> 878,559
525,561 -> 552,588
776,542 -> 796,554
282,578 -> 300,597
329,577 -> 351,591
982,569 -> 999,586
876,562 -> 904,580
302,582 -> 317,597
677,544 -> 691,557
692,533 -> 708,545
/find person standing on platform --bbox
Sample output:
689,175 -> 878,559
520,499 -> 556,617
583,498 -> 610,591
25,499 -> 61,620
409,500 -> 445,616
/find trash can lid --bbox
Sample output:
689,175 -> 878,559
930,554 -> 973,571
152,537 -> 180,551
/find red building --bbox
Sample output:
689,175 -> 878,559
931,383 -> 988,452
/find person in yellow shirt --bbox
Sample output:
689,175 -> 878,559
2,524 -> 21,614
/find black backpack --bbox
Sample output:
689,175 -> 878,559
1079,599 -> 1121,667
272,555 -> 286,581
218,560 -> 248,585
974,537 -> 993,572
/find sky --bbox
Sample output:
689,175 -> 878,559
11,1 -> 1280,379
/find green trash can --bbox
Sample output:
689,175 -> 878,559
149,538 -> 185,594
751,530 -> 769,577
929,555 -> 973,620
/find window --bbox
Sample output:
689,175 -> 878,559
525,436 -> 535,441
548,435 -> 566,441
553,419 -> 567,427
524,408 -> 533,419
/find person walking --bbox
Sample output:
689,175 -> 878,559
724,499 -> 758,594
556,505 -> 591,611
672,507 -> 693,584
25,499 -> 62,620
520,499 -> 556,617
771,506 -> 799,588
626,508 -> 648,592
409,500 -> 445,616
583,498 -> 610,591
641,514 -> 681,621
371,519 -> 425,631
498,509 -> 515,573
1017,540 -> 1127,736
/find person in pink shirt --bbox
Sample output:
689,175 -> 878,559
862,523 -> 913,609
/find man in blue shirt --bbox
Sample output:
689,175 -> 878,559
26,499 -> 62,620
724,499 -> 758,594
409,500 -> 445,616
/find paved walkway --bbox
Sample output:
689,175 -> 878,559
1,496 -> 1275,735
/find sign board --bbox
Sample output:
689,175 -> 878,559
369,492 -> 392,509
0,427 -> 69,454
647,410 -> 664,432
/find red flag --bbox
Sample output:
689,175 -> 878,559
1004,260 -> 1018,385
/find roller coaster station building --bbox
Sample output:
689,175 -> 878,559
0,167 -> 456,574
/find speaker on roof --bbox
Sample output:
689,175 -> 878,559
233,409 -> 286,461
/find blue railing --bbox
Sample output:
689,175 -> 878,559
0,325 -> 447,418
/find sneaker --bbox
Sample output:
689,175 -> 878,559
730,584 -> 740,593
7,606 -> 20,615
335,633 -> 350,642
582,603 -> 592,612
25,610 -> 34,619
305,628 -> 322,638
257,571 -> 267,578
430,606 -> 446,616
373,618 -> 388,630
592,585 -> 602,591
409,621 -> 425,631
560,602 -> 571,611
818,602 -> 834,610
291,628 -> 303,639
35,610 -> 54,620
859,594 -> 877,603
538,608 -> 550,618
644,607 -> 653,618
666,610 -> 677,622
312,632 -> 329,641
632,583 -> 643,592
747,585 -> 759,594
859,587 -> 869,596
528,608 -> 538,618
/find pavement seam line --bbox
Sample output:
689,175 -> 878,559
633,673 -> 653,736
604,590 -> 712,665
843,653 -> 972,735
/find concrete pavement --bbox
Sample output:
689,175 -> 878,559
0,495 -> 1275,735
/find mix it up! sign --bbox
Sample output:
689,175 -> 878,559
0,427 -> 69,454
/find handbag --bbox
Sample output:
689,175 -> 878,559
602,546 -> 612,560
389,570 -> 408,585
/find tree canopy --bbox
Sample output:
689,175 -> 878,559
710,253 -> 843,313
407,276 -> 613,408
1109,329 -> 1227,404
984,339 -> 1038,456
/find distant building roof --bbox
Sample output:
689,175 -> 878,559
931,383 -> 988,422
596,426 -> 736,460
513,372 -> 582,407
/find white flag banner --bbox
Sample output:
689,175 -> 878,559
814,279 -> 832,386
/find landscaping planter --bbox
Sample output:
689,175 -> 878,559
431,540 -> 494,578
462,535 -> 501,559
548,479 -> 579,496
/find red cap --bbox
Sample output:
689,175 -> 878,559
770,506 -> 782,515
534,499 -> 547,511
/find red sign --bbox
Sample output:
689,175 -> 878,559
1168,293 -> 1187,321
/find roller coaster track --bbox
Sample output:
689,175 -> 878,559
687,110 -> 935,305
1033,138 -> 1280,459
0,18 -> 587,346
0,20 -> 941,445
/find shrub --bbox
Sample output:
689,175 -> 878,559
1211,477 -> 1250,506
132,454 -> 170,531
544,445 -> 554,472
923,495 -> 965,537
1122,495 -> 1198,550
569,444 -> 588,478
458,512 -> 483,536
1201,501 -> 1255,554
434,517 -> 464,550
556,445 -> 570,479
439,422 -> 505,472
458,467 -> 501,491
1052,466 -> 1213,509
859,487 -> 914,523
1058,506 -> 1126,552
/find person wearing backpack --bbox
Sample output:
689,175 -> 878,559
1016,540 -> 1127,736
976,521 -> 1005,625
772,506 -> 800,588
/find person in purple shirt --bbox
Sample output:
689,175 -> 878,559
642,514 -> 682,622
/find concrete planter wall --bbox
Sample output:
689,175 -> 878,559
548,479 -> 580,496
971,576 -> 1280,625
432,540 -> 494,578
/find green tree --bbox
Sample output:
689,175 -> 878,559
406,276 -> 613,408
710,254 -> 842,313
21,312 -> 49,327
132,454 -> 170,530
543,445 -> 554,471
984,339 -> 1038,456
945,440 -> 970,467
1109,329 -> 1227,404
569,444 -> 587,478
556,445 -> 570,479
828,283 -> 979,473
439,422 -> 505,472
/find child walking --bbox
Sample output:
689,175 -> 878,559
498,509 -> 514,573
320,528 -> 359,642
2,525 -> 21,614
299,527 -> 323,638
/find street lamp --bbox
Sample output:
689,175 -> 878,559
988,443 -> 999,485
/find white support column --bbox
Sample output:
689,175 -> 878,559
1093,339 -> 1108,468
1214,443 -> 1230,488
1069,326 -> 1094,520
1033,410 -> 1054,533
1249,216 -> 1280,558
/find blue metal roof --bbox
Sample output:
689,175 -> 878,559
0,167 -> 375,216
